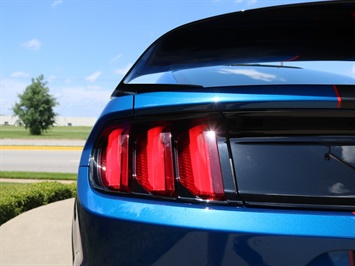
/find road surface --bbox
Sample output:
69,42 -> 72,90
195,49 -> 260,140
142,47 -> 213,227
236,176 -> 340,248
0,140 -> 85,173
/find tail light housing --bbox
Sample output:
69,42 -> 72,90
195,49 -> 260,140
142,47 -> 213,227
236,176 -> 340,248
177,125 -> 224,200
91,119 -> 226,202
98,128 -> 129,191
136,126 -> 175,196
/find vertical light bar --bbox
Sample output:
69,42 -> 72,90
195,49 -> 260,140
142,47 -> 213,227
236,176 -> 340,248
162,132 -> 175,193
120,133 -> 130,190
204,130 -> 224,196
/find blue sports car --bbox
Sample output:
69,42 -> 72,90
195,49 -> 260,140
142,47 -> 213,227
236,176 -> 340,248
72,1 -> 355,265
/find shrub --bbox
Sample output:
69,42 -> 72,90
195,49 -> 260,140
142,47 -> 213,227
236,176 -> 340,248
0,182 -> 76,226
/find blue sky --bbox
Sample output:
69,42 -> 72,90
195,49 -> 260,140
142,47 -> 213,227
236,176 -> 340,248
1,0 -> 354,118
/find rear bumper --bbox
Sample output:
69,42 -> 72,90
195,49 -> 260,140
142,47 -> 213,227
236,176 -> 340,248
74,167 -> 355,265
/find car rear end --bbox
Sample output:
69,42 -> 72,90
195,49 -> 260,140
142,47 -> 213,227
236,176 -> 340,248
72,1 -> 355,265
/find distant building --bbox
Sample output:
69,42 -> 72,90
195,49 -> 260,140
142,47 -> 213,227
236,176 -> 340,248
0,115 -> 97,127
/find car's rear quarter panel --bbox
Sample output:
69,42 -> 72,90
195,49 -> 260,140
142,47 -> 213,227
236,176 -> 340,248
76,166 -> 355,265
75,88 -> 355,265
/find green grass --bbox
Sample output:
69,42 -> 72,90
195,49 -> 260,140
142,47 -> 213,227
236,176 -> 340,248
0,171 -> 77,180
0,125 -> 92,140
0,182 -> 29,186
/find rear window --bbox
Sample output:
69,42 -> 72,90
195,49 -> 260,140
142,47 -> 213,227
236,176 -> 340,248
128,62 -> 355,88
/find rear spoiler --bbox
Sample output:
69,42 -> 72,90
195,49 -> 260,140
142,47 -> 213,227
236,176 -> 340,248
116,0 -> 355,92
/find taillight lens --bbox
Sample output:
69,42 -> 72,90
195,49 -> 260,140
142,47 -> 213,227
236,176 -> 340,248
93,121 -> 225,201
98,128 -> 129,191
136,126 -> 175,196
177,125 -> 224,200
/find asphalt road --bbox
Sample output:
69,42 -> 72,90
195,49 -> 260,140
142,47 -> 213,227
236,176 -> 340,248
0,139 -> 85,173
0,148 -> 82,173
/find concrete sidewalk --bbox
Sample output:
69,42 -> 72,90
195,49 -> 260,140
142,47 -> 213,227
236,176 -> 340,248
0,198 -> 74,266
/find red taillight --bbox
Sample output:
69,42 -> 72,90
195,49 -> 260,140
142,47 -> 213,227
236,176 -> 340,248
136,126 -> 175,196
99,128 -> 129,191
178,125 -> 224,200
95,122 -> 225,201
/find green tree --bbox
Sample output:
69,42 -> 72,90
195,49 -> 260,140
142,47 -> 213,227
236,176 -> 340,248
12,75 -> 58,135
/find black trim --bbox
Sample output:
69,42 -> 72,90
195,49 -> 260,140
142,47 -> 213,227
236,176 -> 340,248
338,85 -> 355,109
230,135 -> 355,211
243,194 -> 355,211
113,83 -> 203,96
89,110 -> 355,211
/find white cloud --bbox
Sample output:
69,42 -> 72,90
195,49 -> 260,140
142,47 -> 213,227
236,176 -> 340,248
110,54 -> 122,64
48,75 -> 56,82
22,39 -> 41,50
114,63 -> 133,76
85,71 -> 102,82
328,182 -> 350,194
0,77 -> 111,117
87,85 -> 102,90
52,0 -> 63,7
232,0 -> 256,5
219,68 -> 284,82
0,78 -> 28,115
341,146 -> 355,165
246,0 -> 257,5
51,85 -> 111,117
10,71 -> 30,78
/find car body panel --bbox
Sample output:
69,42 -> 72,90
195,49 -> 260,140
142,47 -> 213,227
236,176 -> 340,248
133,85 -> 340,112
76,166 -> 355,265
127,65 -> 355,88
73,1 -> 355,265
77,168 -> 355,238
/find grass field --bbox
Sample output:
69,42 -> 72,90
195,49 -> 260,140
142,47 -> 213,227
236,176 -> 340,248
0,125 -> 92,139
0,171 -> 77,180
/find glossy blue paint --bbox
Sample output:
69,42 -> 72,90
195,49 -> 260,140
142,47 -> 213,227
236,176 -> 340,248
78,166 -> 355,239
97,95 -> 134,119
134,85 -> 339,110
129,65 -> 354,88
76,202 -> 355,266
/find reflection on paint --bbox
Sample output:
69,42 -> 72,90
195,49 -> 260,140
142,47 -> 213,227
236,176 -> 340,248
219,68 -> 286,82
